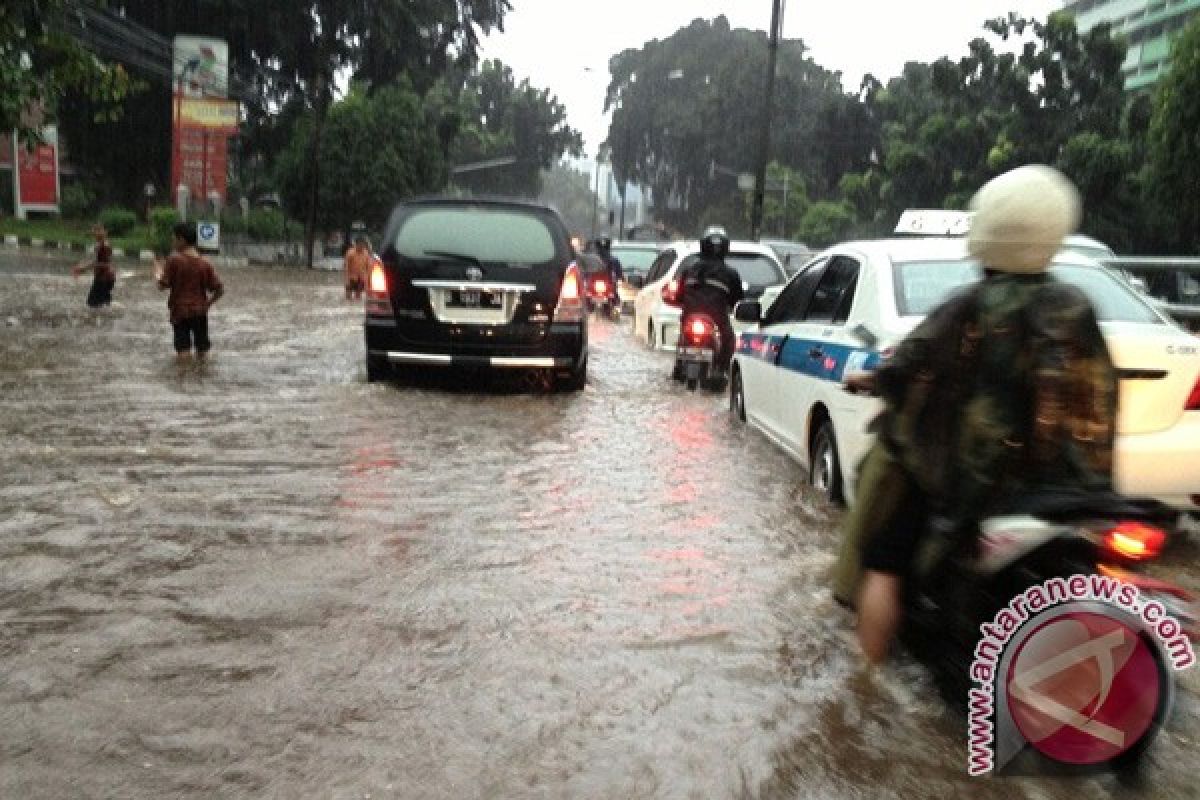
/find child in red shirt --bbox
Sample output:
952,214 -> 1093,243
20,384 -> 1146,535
71,224 -> 116,307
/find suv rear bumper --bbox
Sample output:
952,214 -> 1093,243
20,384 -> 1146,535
365,316 -> 585,369
369,349 -> 577,369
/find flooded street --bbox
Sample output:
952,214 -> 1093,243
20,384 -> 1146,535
1,253 -> 1196,800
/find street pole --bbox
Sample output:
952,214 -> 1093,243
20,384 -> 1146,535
751,0 -> 784,241
780,171 -> 789,238
619,127 -> 630,238
591,158 -> 601,239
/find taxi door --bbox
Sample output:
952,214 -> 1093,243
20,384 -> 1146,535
774,256 -> 866,471
738,258 -> 829,459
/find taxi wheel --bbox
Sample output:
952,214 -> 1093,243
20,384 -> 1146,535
648,320 -> 658,350
730,368 -> 747,422
810,421 -> 844,505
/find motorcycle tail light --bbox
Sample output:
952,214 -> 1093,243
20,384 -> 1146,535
1104,521 -> 1168,562
593,278 -> 607,294
688,317 -> 711,340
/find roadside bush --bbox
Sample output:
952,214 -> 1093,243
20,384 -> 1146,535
218,208 -> 248,236
60,183 -> 95,219
246,208 -> 289,241
149,206 -> 180,254
99,206 -> 137,237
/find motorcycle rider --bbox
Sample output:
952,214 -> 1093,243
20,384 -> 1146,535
834,165 -> 1118,665
677,227 -> 744,376
594,236 -> 623,309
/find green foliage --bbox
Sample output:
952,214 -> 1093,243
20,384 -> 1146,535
761,163 -> 810,240
149,207 -> 180,254
1148,15 -> 1200,253
797,202 -> 856,248
99,207 -> 138,237
276,80 -> 446,233
244,208 -> 297,241
1,1 -> 134,140
605,16 -> 861,233
538,163 -> 602,235
59,184 -> 96,220
444,60 -> 584,198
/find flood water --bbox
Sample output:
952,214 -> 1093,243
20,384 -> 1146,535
1,253 -> 1196,799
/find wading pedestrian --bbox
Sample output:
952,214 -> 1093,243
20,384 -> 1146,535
154,223 -> 224,360
71,224 -> 116,308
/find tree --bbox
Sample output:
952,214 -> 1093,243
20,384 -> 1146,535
275,82 -> 445,236
797,201 -> 855,248
848,12 -> 1133,233
537,163 -> 601,235
444,60 -> 583,198
1148,16 -> 1200,253
604,16 -> 853,234
1,0 -> 133,142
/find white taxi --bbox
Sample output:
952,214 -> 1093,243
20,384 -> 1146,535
729,237 -> 1200,514
632,241 -> 787,350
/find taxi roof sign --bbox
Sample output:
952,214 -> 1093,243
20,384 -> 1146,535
894,210 -> 972,236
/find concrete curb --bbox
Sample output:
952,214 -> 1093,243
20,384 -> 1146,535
1,237 -> 273,268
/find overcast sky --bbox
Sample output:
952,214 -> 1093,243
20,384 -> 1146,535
481,0 -> 1063,156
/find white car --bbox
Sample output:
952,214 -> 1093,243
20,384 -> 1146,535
632,241 -> 788,350
729,237 -> 1200,514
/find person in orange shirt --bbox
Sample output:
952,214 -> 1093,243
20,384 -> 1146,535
344,236 -> 371,300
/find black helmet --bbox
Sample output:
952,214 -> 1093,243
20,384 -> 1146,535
595,236 -> 612,254
700,226 -> 730,259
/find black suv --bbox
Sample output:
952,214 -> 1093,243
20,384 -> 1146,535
364,198 -> 589,389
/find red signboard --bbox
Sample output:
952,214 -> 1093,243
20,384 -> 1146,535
19,140 -> 59,207
11,128 -> 60,214
172,106 -> 230,202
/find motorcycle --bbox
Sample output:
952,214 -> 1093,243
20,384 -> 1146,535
902,491 -> 1197,776
672,312 -> 725,391
585,275 -> 620,320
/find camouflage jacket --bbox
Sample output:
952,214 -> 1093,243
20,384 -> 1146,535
875,272 -> 1118,528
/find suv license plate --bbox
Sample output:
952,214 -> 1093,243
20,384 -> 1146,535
450,289 -> 502,309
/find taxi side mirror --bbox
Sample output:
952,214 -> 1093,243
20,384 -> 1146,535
734,300 -> 762,324
850,323 -> 878,350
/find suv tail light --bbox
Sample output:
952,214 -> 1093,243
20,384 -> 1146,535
1104,521 -> 1167,562
1186,376 -> 1200,411
366,261 -> 391,315
555,262 -> 585,322
662,277 -> 681,307
593,278 -> 608,295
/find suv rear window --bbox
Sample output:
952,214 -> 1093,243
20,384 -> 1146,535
893,260 -> 1163,324
395,207 -> 558,265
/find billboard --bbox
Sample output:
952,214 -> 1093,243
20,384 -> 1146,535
171,36 -> 233,205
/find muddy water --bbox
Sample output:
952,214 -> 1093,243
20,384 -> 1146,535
0,254 -> 1195,799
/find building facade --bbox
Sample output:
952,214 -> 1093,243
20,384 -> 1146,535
1064,0 -> 1200,89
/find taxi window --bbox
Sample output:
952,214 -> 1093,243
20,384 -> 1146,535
893,260 -> 1164,324
647,250 -> 675,283
803,257 -> 859,324
764,258 -> 828,325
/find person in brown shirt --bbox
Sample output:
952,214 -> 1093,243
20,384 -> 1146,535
71,224 -> 116,307
344,236 -> 371,300
154,222 -> 224,359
